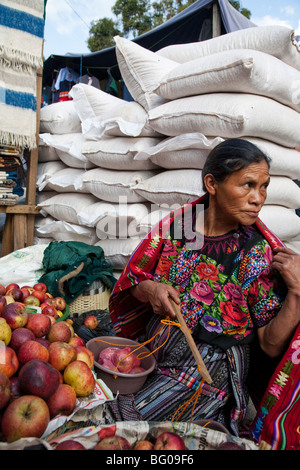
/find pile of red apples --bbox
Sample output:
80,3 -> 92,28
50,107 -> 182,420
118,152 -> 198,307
0,282 -> 97,444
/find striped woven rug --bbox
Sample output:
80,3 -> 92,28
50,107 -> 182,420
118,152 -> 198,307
0,0 -> 46,149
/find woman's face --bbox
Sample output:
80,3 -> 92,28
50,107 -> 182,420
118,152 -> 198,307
210,159 -> 270,228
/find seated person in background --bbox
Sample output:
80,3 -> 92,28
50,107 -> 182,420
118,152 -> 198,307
108,138 -> 300,436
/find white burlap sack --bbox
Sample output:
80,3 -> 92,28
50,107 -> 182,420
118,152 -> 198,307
135,133 -> 223,169
36,160 -> 67,191
114,35 -> 177,110
69,83 -> 160,138
95,237 -> 143,269
37,192 -> 98,224
46,168 -> 87,193
40,133 -> 95,169
77,200 -> 149,230
153,49 -> 300,113
148,93 -> 300,148
81,136 -> 162,170
133,169 -> 205,206
246,138 -> 300,179
82,168 -> 159,203
38,135 -> 60,162
157,25 -> 300,71
39,101 -> 81,134
260,205 -> 300,241
35,218 -> 98,244
266,176 -> 300,209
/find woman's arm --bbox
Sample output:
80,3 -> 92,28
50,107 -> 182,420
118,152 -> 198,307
130,279 -> 180,319
257,246 -> 300,357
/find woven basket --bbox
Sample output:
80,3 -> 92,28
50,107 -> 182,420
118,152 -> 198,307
57,261 -> 112,316
68,289 -> 111,316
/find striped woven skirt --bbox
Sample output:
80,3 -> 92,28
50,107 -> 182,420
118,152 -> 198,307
106,316 -> 250,435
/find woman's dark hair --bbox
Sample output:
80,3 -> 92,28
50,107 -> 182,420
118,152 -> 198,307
202,138 -> 271,191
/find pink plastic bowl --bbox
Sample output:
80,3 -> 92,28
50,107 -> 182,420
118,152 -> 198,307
86,336 -> 156,395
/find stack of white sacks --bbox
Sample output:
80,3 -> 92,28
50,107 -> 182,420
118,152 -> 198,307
36,25 -> 300,275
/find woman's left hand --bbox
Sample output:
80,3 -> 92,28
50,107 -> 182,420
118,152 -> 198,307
271,246 -> 300,294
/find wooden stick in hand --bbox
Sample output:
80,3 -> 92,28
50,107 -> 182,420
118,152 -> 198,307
170,299 -> 213,384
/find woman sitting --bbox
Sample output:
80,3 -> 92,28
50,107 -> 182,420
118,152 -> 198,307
108,138 -> 300,435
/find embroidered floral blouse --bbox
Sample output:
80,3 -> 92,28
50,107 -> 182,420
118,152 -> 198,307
153,223 -> 286,349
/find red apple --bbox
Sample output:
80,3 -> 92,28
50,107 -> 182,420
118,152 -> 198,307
0,295 -> 7,314
18,359 -> 60,400
26,313 -> 51,338
44,292 -> 53,300
1,394 -> 50,442
48,341 -> 77,371
133,440 -> 155,450
41,304 -> 58,318
9,376 -> 21,402
5,283 -> 19,293
47,383 -> 77,418
23,295 -> 40,307
32,290 -> 45,304
98,424 -> 116,439
0,317 -> 12,346
69,335 -> 85,348
154,432 -> 186,450
63,360 -> 95,397
0,284 -> 6,295
47,315 -> 56,325
47,321 -> 72,343
0,345 -> 19,378
43,297 -> 57,307
83,315 -> 98,330
18,340 -> 50,364
0,370 -> 10,410
9,327 -> 35,352
33,283 -> 47,294
6,287 -> 23,302
55,440 -> 86,450
75,345 -> 94,369
94,435 -> 131,450
1,302 -> 28,329
35,337 -> 51,349
113,347 -> 135,373
20,286 -> 34,300
54,296 -> 66,311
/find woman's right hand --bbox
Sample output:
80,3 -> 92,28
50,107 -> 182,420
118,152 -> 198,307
130,279 -> 180,319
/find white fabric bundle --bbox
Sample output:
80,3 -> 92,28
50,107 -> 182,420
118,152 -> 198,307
46,168 -> 87,193
133,169 -> 205,206
81,168 -> 159,203
260,206 -> 300,241
148,93 -> 300,148
38,135 -> 60,162
40,133 -> 95,169
36,161 -> 67,191
136,134 -> 300,179
157,25 -> 300,72
77,200 -> 149,229
39,101 -> 81,134
114,35 -> 177,110
153,49 -> 300,113
37,193 -> 98,224
35,217 -> 98,245
266,177 -> 300,209
70,83 -> 160,138
81,136 -> 161,170
95,237 -> 143,269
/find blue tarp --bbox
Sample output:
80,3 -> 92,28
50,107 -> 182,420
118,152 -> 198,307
43,0 -> 256,85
